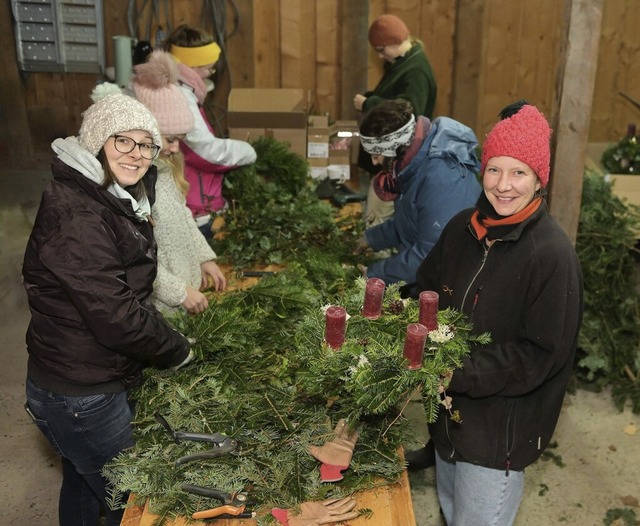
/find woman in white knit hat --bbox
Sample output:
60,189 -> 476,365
132,50 -> 226,315
23,84 -> 193,526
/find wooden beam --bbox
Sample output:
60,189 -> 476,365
549,0 -> 604,242
0,0 -> 33,165
340,2 -> 369,120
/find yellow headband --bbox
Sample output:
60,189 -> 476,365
170,42 -> 221,67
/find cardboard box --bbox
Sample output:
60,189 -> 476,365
306,117 -> 359,181
227,89 -> 308,158
307,157 -> 329,180
307,115 -> 332,159
586,142 -> 640,207
331,120 -> 360,165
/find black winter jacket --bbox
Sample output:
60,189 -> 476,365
416,201 -> 583,471
23,153 -> 190,396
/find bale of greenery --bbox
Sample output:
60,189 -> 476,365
575,169 -> 640,411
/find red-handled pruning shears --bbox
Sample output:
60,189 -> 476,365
182,484 -> 255,520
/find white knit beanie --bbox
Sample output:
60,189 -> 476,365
78,83 -> 162,156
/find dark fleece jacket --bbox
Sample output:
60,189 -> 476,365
416,201 -> 583,471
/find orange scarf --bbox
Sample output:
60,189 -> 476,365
470,196 -> 542,241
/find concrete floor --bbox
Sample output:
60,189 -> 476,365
2,170 -> 639,526
1,169 -> 61,525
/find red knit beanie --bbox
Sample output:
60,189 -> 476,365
481,104 -> 552,187
368,15 -> 410,47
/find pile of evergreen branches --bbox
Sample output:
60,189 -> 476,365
575,170 -> 640,411
215,136 -> 362,283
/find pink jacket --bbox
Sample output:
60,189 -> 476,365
177,65 -> 256,217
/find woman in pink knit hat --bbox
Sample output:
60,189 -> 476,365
410,100 -> 584,525
132,50 -> 227,316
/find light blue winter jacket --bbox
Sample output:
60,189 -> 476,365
365,116 -> 481,284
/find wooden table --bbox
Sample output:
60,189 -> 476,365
121,467 -> 416,525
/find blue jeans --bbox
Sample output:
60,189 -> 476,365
197,216 -> 214,240
435,449 -> 524,526
25,378 -> 134,526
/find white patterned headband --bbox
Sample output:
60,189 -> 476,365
360,114 -> 416,157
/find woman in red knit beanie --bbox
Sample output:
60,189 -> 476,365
410,100 -> 584,525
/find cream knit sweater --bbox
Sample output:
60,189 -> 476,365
151,164 -> 217,314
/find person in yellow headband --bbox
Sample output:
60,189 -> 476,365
163,24 -> 256,239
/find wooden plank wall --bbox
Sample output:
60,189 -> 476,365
591,0 -> 640,139
1,0 -> 638,169
472,0 -> 565,139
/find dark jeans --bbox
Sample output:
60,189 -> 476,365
197,216 -> 214,240
25,378 -> 134,526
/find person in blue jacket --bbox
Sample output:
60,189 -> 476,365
355,98 -> 481,286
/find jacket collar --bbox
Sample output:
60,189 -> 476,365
468,198 -> 548,244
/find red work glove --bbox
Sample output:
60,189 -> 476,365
271,496 -> 359,526
308,419 -> 359,482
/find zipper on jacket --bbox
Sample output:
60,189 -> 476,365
444,414 -> 456,460
471,285 -> 482,314
443,245 -> 489,459
461,245 -> 490,312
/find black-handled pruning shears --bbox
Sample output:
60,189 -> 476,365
154,412 -> 238,465
183,484 -> 255,520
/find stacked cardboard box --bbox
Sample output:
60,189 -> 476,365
307,116 -> 359,182
225,91 -> 361,181
227,89 -> 308,158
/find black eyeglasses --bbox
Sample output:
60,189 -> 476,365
111,135 -> 160,160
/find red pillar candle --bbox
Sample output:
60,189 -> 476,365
325,306 -> 347,349
362,278 -> 385,319
403,323 -> 429,370
419,290 -> 439,331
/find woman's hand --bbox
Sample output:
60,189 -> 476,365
182,286 -> 208,314
200,261 -> 227,292
354,235 -> 370,255
353,94 -> 366,111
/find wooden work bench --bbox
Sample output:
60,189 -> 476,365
120,466 -> 416,525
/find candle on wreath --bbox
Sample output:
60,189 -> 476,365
403,323 -> 429,370
419,290 -> 439,331
362,278 -> 385,319
324,306 -> 347,349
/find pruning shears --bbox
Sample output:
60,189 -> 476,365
241,270 -> 276,278
183,484 -> 255,520
154,412 -> 238,465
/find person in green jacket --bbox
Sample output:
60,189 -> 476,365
354,14 -> 438,227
